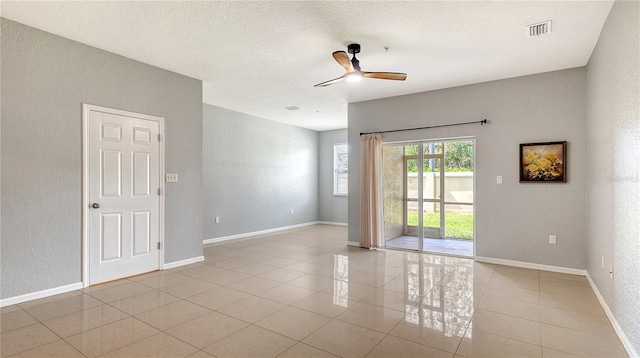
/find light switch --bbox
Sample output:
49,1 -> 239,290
497,176 -> 503,184
166,173 -> 178,183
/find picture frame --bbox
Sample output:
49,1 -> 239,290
520,141 -> 567,183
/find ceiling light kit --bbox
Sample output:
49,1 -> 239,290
314,43 -> 407,87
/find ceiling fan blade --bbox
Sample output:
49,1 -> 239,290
363,72 -> 407,81
314,74 -> 347,87
332,51 -> 354,73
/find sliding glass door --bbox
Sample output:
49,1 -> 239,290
422,154 -> 443,238
383,139 -> 474,257
404,146 -> 444,239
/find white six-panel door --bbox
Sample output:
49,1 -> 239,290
84,105 -> 163,285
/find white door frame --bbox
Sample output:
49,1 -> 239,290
82,104 -> 165,288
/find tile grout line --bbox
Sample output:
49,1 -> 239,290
6,291 -> 106,357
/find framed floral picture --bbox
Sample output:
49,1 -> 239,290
520,141 -> 567,183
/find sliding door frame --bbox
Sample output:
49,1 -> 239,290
384,137 -> 476,256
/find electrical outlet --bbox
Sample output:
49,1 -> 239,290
601,256 -> 605,269
549,235 -> 556,244
165,173 -> 178,183
497,176 -> 503,184
290,209 -> 294,215
215,216 -> 220,224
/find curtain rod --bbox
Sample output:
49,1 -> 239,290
359,119 -> 488,136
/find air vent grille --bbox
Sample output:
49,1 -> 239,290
527,21 -> 552,37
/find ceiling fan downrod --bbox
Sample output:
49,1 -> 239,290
348,43 -> 362,71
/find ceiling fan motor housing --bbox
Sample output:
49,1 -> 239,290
347,43 -> 361,55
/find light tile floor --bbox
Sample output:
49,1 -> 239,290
0,225 -> 628,358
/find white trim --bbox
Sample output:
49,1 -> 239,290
82,105 -> 89,287
82,104 -> 165,288
204,222 -> 320,245
474,256 -> 586,276
163,256 -> 204,270
347,241 -> 361,247
158,115 -> 165,285
318,221 -> 348,227
0,282 -> 83,308
586,273 -> 639,358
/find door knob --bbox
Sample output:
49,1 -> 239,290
91,203 -> 100,209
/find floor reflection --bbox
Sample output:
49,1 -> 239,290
332,255 -> 349,307
329,250 -> 477,339
403,255 -> 474,338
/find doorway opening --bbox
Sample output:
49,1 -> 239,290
383,139 -> 474,257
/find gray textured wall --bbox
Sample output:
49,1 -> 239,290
318,129 -> 348,224
1,19 -> 203,299
203,104 -> 318,239
348,68 -> 587,269
586,0 -> 640,352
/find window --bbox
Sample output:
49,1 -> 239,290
334,143 -> 348,195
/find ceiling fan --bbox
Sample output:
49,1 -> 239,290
314,43 -> 407,87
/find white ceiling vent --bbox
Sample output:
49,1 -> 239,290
527,21 -> 552,37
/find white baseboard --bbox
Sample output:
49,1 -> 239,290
347,241 -> 361,247
0,282 -> 83,308
204,221 -> 320,245
474,256 -> 586,276
586,273 -> 639,358
163,256 -> 204,270
1,255 -> 204,307
318,221 -> 348,227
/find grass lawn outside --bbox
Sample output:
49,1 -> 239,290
407,211 -> 473,239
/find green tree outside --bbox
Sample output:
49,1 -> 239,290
405,141 -> 473,173
403,141 -> 474,240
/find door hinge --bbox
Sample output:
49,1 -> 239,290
157,188 -> 161,196
157,242 -> 161,250
158,134 -> 162,142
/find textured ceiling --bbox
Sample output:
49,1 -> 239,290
1,1 -> 614,131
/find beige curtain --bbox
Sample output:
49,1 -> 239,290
360,133 -> 384,248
